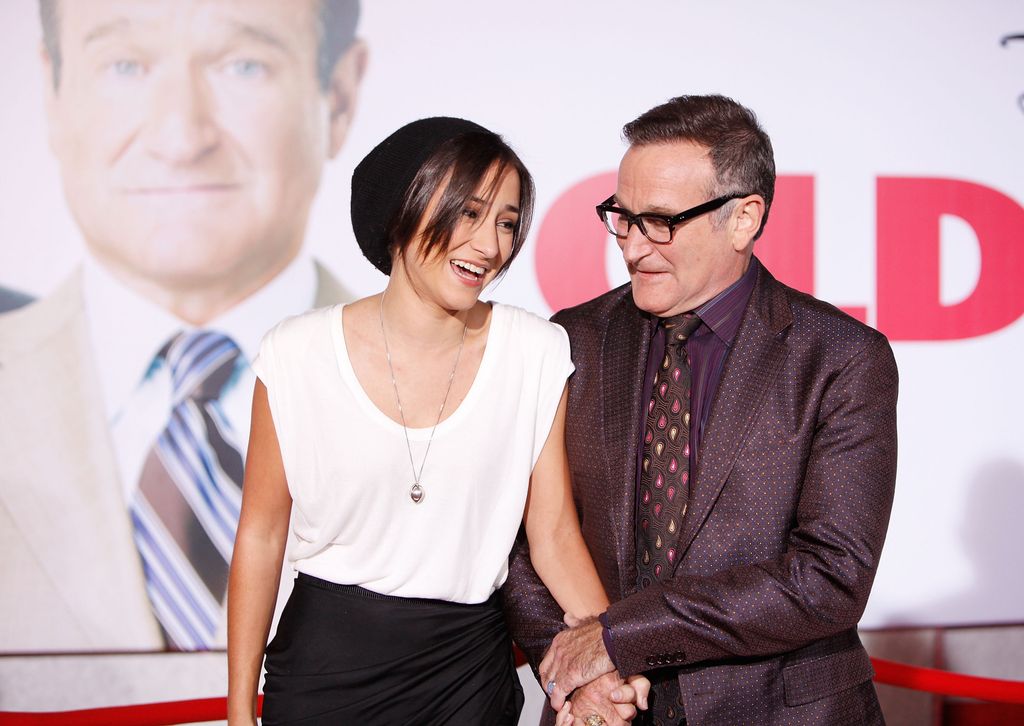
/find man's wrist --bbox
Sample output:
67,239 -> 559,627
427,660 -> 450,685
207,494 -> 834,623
598,611 -> 620,672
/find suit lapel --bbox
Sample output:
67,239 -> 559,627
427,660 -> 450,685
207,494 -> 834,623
313,261 -> 354,307
676,265 -> 792,561
601,296 -> 653,597
0,275 -> 162,648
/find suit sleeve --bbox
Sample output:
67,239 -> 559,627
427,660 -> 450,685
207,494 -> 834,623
502,526 -> 566,677
605,333 -> 899,676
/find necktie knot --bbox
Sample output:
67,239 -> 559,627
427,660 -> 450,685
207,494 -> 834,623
662,312 -> 701,345
163,330 -> 241,403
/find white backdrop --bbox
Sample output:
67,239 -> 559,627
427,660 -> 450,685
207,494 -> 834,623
1,0 -> 1022,647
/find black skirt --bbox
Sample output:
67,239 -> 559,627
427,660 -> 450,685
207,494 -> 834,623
262,573 -> 524,725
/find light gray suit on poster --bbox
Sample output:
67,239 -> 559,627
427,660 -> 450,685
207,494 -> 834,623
0,267 -> 348,652
0,0 -> 366,653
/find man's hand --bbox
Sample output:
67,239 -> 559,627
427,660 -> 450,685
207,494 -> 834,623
539,617 -> 615,709
554,671 -> 649,726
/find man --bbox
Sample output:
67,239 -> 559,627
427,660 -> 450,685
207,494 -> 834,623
0,0 -> 365,652
504,95 -> 898,725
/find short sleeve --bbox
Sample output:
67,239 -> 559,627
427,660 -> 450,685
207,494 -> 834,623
250,324 -> 278,389
530,321 -> 576,467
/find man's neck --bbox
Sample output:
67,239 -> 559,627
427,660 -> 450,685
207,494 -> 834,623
96,256 -> 297,326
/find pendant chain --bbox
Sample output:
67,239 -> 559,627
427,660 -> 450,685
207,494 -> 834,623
379,292 -> 468,503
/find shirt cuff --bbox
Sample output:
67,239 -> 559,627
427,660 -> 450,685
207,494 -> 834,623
598,612 -> 620,672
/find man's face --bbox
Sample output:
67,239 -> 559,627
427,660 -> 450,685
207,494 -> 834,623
615,140 -> 750,317
44,0 -> 361,301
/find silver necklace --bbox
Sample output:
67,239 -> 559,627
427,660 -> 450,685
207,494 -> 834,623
379,292 -> 468,504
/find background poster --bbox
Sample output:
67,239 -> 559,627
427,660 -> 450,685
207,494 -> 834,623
0,0 -> 1021,716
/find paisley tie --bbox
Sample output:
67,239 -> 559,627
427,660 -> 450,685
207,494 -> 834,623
636,312 -> 701,723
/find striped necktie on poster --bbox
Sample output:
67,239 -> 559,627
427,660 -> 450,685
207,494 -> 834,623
130,331 -> 244,650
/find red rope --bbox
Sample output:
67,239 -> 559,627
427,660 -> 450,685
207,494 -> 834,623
0,695 -> 261,726
2,660 -> 1023,725
872,658 -> 1024,704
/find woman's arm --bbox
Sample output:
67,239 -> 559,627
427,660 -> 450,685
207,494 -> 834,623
227,381 -> 292,725
526,385 -> 651,718
524,385 -> 608,619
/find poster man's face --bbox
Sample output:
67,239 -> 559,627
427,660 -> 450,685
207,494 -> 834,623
45,0 -> 362,303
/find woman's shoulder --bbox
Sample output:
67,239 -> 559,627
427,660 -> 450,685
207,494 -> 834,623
490,302 -> 569,353
261,304 -> 339,351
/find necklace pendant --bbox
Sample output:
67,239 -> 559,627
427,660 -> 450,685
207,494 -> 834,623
410,483 -> 425,504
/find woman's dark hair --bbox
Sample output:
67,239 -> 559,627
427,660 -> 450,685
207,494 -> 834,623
387,132 -> 535,276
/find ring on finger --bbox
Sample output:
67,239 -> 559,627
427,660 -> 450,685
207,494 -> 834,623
546,679 -> 557,696
584,715 -> 606,726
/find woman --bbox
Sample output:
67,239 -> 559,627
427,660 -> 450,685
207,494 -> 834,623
227,117 -> 647,725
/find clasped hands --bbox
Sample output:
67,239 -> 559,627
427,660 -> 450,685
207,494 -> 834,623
539,615 -> 650,726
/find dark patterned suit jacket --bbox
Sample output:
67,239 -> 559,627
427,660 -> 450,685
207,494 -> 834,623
503,259 -> 898,725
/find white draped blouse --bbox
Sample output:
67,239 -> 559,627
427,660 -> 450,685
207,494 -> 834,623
252,302 -> 573,604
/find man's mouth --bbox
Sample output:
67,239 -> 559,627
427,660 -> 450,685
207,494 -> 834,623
121,183 -> 240,195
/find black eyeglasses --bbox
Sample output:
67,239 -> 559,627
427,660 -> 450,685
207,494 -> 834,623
595,194 -> 744,244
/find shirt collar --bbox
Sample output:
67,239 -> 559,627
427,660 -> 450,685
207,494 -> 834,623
83,254 -> 317,422
692,256 -> 759,346
651,256 -> 759,346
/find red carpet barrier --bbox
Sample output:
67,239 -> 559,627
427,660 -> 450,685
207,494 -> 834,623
0,695 -> 260,725
872,659 -> 1024,703
2,660 -> 1024,725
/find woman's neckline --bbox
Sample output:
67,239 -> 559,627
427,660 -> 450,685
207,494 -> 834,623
330,301 -> 502,438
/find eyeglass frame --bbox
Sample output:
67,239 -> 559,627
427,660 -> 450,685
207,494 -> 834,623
595,193 -> 747,244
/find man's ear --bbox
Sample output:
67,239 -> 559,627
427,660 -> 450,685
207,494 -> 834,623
731,194 -> 765,251
325,39 -> 368,159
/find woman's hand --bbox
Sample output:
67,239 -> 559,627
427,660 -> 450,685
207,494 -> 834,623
558,671 -> 649,726
226,708 -> 258,726
559,614 -> 649,715
622,674 -> 650,712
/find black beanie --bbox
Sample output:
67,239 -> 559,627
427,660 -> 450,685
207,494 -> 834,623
351,116 -> 493,275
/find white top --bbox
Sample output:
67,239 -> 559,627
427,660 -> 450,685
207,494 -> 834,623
252,302 -> 574,604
